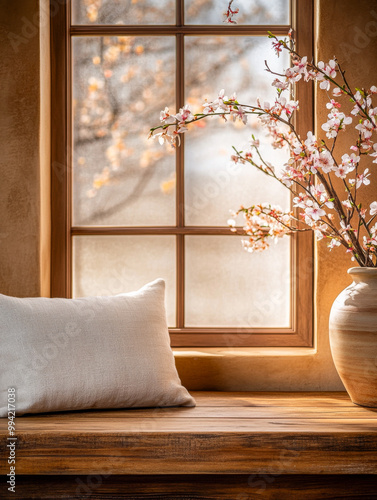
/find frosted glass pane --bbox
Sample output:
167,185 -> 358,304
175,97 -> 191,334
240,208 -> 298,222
72,0 -> 175,25
73,236 -> 176,326
185,236 -> 291,327
72,37 -> 176,226
184,36 -> 290,226
185,0 -> 289,25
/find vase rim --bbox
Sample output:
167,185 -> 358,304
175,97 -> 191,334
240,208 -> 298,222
348,266 -> 377,275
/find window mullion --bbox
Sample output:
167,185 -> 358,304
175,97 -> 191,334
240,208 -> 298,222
176,0 -> 185,328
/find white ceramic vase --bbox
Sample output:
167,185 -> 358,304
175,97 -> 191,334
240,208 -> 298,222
329,267 -> 377,407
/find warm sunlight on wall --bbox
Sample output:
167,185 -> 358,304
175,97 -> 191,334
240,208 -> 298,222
0,1 -> 41,296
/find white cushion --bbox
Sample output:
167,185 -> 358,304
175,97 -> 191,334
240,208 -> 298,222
0,279 -> 195,416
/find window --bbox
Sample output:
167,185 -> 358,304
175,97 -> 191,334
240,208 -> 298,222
51,0 -> 314,347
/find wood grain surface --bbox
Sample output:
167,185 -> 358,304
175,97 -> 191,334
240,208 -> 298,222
4,474 -> 377,500
1,392 -> 377,477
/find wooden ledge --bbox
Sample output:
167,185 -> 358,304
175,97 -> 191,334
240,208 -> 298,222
1,392 -> 377,476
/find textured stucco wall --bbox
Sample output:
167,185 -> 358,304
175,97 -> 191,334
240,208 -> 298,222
0,0 -> 49,297
312,0 -> 377,386
0,0 -> 50,296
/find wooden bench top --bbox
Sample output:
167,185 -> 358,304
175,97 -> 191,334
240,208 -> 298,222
1,392 -> 377,475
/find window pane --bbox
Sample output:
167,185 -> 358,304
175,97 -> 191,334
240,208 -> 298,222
73,235 -> 176,326
185,0 -> 289,25
184,36 -> 290,226
72,36 -> 176,226
72,0 -> 175,25
185,236 -> 291,327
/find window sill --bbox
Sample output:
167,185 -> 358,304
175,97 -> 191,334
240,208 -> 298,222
173,347 -> 317,358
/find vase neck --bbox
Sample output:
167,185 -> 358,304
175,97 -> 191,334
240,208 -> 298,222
348,267 -> 377,284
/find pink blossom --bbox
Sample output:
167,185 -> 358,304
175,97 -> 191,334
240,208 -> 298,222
355,168 -> 371,189
293,193 -> 308,209
314,150 -> 335,173
370,202 -> 377,216
304,131 -> 317,150
203,89 -> 230,114
319,80 -> 331,91
353,90 -> 363,102
175,104 -> 194,124
328,238 -> 341,250
355,120 -> 375,141
284,99 -> 299,115
305,205 -> 326,221
324,199 -> 334,209
326,99 -> 341,110
152,128 -> 176,146
370,143 -> 377,164
316,60 -> 337,91
341,153 -> 359,171
230,105 -> 248,124
334,164 -> 350,179
314,223 -> 328,240
317,59 -> 337,79
310,183 -> 334,209
342,199 -> 352,209
285,67 -> 302,84
292,56 -> 308,79
160,107 -> 176,125
321,110 -> 352,139
280,172 -> 293,187
272,78 -> 289,91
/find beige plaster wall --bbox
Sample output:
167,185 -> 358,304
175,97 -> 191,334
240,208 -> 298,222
0,0 -> 376,390
0,0 -> 50,297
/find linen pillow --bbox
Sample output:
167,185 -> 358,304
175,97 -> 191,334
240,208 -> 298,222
0,279 -> 195,417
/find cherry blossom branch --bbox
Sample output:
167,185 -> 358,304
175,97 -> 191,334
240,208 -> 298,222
149,28 -> 377,265
232,145 -> 346,244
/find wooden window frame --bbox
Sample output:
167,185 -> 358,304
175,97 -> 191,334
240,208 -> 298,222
50,0 -> 314,347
